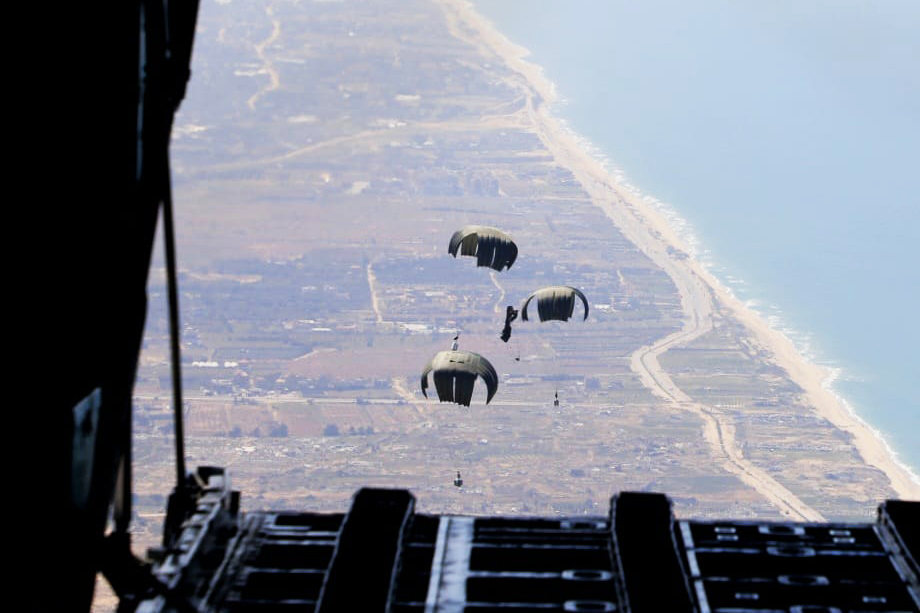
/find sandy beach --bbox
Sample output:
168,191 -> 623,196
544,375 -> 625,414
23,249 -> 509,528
438,0 -> 920,506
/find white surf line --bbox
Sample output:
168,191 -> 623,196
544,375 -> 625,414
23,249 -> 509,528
366,262 -> 385,324
489,270 -> 505,314
247,6 -> 282,111
532,101 -> 824,522
438,0 -> 824,522
539,117 -> 824,522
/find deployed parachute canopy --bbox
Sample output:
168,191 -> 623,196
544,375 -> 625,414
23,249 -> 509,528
420,350 -> 499,406
448,225 -> 518,271
521,286 -> 589,323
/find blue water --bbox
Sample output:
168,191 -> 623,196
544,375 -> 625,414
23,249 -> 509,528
472,0 -> 920,474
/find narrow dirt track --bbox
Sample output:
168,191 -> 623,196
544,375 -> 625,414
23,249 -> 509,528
247,6 -> 281,111
366,262 -> 385,324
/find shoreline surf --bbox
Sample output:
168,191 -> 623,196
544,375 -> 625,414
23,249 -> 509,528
439,0 -> 920,502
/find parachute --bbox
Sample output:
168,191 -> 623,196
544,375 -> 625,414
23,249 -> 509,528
420,350 -> 499,406
448,225 -> 518,271
521,286 -> 589,323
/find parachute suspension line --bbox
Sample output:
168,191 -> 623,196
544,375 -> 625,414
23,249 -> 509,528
163,177 -> 187,489
549,333 -> 560,405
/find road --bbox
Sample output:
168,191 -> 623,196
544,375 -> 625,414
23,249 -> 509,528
439,0 -> 826,522
247,6 -> 281,111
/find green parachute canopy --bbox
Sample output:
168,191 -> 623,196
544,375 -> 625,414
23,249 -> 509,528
448,225 -> 518,271
521,286 -> 589,323
420,350 -> 499,406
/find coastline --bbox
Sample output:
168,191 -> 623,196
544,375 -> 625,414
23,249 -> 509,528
438,0 -> 920,502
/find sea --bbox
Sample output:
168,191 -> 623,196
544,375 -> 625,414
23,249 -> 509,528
472,0 -> 920,477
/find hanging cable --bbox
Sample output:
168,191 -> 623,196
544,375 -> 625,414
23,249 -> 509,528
141,0 -> 189,493
140,0 -> 202,551
163,181 -> 186,488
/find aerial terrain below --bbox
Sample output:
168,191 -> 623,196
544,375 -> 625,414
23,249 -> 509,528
123,1 -> 919,577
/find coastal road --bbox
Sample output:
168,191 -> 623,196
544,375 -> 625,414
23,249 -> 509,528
439,0 -> 826,522
539,110 -> 826,522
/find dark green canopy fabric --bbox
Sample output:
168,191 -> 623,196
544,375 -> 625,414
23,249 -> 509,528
448,225 -> 517,271
420,350 -> 499,406
521,286 -> 589,323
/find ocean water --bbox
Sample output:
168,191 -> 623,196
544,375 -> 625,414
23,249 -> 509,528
472,0 -> 920,474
